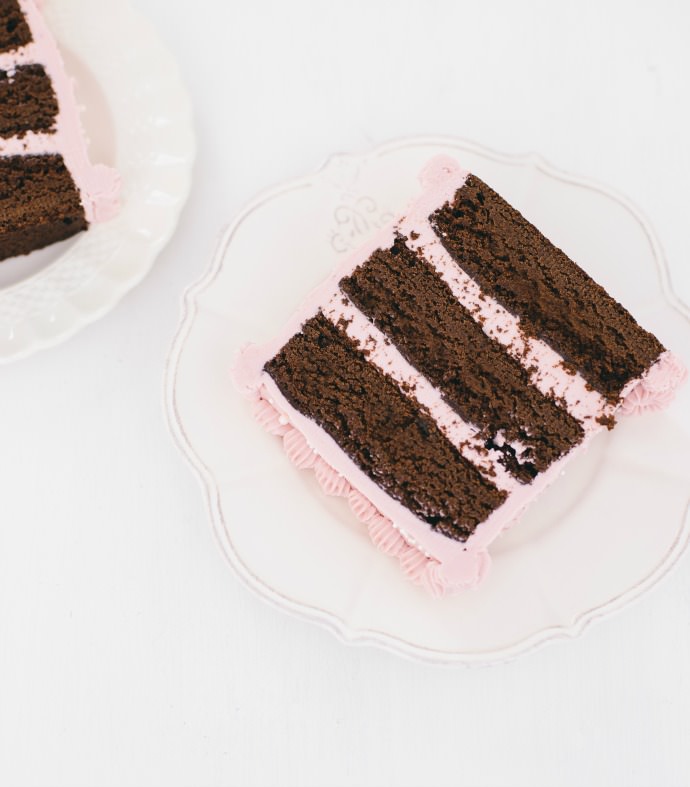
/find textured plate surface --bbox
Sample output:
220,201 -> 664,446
166,137 -> 690,665
0,0 -> 195,362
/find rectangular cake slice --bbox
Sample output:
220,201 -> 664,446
234,156 -> 686,596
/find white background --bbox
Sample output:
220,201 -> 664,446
1,0 -> 690,785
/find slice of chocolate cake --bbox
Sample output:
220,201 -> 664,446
234,155 -> 687,597
0,0 -> 119,262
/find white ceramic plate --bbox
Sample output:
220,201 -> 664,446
166,137 -> 690,665
0,0 -> 195,362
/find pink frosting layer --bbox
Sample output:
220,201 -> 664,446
234,155 -> 687,596
0,0 -> 120,223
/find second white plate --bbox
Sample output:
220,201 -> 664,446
0,0 -> 195,362
166,137 -> 690,665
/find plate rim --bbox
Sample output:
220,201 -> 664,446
165,134 -> 690,666
0,0 -> 196,364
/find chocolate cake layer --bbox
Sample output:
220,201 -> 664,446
340,237 -> 584,482
0,154 -> 87,261
265,312 -> 508,540
430,174 -> 664,402
0,0 -> 32,54
0,64 -> 59,138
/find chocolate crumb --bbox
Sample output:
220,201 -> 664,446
596,413 -> 616,430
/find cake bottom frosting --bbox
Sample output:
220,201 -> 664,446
246,350 -> 686,597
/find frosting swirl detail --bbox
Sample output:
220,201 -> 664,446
368,514 -> 407,555
282,428 -> 316,470
253,395 -> 468,597
347,489 -> 378,524
620,351 -> 687,416
314,458 -> 351,496
253,397 -> 290,436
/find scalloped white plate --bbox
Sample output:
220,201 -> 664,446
166,137 -> 690,665
0,0 -> 195,362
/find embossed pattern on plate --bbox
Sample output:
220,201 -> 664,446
0,0 -> 195,362
166,137 -> 690,665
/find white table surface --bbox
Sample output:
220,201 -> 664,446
1,1 -> 689,785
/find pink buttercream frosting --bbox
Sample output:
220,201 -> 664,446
282,428 -> 316,470
234,155 -> 687,596
620,351 -> 687,416
0,0 -> 120,224
255,395 -> 478,599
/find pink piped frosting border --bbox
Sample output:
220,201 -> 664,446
235,155 -> 687,596
251,392 -> 482,598
619,351 -> 688,416
0,0 -> 120,223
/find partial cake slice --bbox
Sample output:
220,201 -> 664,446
234,156 -> 686,596
0,0 -> 119,261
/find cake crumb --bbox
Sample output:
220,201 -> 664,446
596,413 -> 616,430
557,359 -> 578,376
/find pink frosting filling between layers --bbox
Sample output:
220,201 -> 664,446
234,155 -> 687,595
323,292 -> 516,493
0,0 -> 120,223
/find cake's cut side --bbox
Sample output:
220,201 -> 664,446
340,236 -> 585,483
234,155 -> 687,596
0,64 -> 58,137
430,174 -> 665,402
264,312 -> 508,541
0,0 -> 32,54
0,154 -> 87,257
0,0 -> 120,262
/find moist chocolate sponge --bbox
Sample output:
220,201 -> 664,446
265,312 -> 507,541
430,174 -> 664,402
341,237 -> 584,482
0,0 -> 32,54
0,64 -> 59,138
0,154 -> 87,261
